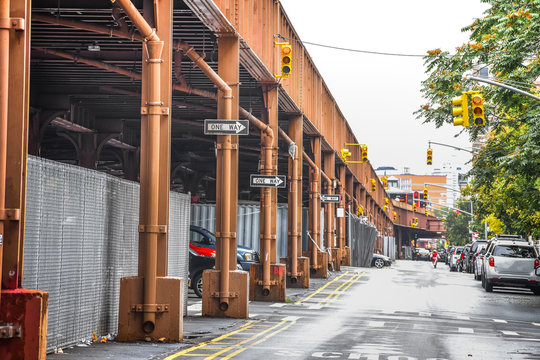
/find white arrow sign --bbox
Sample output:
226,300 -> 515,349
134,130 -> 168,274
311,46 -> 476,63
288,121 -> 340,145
250,174 -> 287,188
204,119 -> 249,135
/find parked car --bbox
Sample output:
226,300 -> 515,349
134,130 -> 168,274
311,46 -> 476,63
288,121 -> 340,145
438,249 -> 448,264
415,248 -> 430,261
449,246 -> 464,272
190,225 -> 259,271
470,240 -> 488,276
372,253 -> 392,268
482,239 -> 540,295
473,244 -> 488,280
189,248 -> 215,297
458,244 -> 473,272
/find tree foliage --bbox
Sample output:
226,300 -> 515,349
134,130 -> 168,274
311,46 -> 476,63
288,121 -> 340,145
416,0 -> 540,238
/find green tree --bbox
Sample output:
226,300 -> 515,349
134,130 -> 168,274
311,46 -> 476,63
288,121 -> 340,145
444,199 -> 473,245
416,0 -> 540,238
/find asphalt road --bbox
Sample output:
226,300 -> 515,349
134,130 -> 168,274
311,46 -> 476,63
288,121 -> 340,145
168,260 -> 540,360
48,260 -> 540,360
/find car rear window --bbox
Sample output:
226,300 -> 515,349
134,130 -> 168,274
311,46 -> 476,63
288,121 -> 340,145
493,245 -> 536,258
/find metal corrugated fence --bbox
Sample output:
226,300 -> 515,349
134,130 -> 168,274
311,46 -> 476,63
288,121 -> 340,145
348,214 -> 378,267
22,156 -> 190,352
190,203 -> 309,259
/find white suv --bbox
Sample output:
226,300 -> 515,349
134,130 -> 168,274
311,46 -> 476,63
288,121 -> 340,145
482,239 -> 540,295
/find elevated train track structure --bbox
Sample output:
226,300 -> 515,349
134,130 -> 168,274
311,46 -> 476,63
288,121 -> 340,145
0,0 -> 444,357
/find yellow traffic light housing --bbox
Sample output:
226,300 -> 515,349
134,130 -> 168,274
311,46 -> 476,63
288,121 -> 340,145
427,148 -> 433,165
280,44 -> 292,77
425,209 -> 429,216
471,93 -> 485,126
357,205 -> 364,216
371,178 -> 376,192
381,176 -> 388,189
340,148 -> 352,162
412,203 -> 417,212
452,93 -> 469,127
393,211 -> 397,221
423,187 -> 428,200
361,145 -> 368,163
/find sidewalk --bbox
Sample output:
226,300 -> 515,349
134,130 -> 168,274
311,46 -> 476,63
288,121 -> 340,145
46,276 -> 320,359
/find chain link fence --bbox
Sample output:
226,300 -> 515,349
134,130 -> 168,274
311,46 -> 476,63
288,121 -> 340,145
22,156 -> 189,352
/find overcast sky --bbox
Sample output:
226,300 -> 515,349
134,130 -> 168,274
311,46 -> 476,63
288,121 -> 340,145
279,0 -> 490,175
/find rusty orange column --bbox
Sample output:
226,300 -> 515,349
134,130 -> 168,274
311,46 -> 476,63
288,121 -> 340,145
280,115 -> 309,288
250,85 -> 285,302
116,0 -> 184,342
342,173 -> 354,266
304,138 -> 328,278
1,0 -> 49,358
323,152 -> 340,271
202,33 -> 248,318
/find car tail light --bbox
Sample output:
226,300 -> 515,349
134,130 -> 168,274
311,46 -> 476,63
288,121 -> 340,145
460,253 -> 464,260
534,259 -> 539,269
488,257 -> 495,267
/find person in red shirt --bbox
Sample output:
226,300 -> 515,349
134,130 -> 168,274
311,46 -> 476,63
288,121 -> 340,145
431,250 -> 439,268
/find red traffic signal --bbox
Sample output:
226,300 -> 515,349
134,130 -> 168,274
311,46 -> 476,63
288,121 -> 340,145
281,44 -> 292,77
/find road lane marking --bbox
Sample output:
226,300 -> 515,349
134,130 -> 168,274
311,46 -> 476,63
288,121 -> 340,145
295,271 -> 350,304
282,316 -> 301,321
457,315 -> 470,320
493,319 -> 507,323
458,327 -> 474,333
368,321 -> 385,327
419,312 -> 431,317
533,322 -> 540,326
320,272 -> 364,305
308,304 -> 324,310
501,331 -> 519,336
270,303 -> 287,307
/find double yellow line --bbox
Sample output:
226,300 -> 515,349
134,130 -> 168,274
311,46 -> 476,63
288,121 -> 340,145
318,271 -> 365,305
164,319 -> 296,360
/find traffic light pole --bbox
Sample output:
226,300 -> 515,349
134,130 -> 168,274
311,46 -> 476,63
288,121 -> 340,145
428,141 -> 473,154
467,76 -> 540,102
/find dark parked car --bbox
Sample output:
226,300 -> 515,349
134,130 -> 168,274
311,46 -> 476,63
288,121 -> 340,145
189,248 -> 215,297
469,240 -> 488,276
458,244 -> 473,272
190,225 -> 259,271
415,248 -> 430,261
371,254 -> 391,268
437,249 -> 448,264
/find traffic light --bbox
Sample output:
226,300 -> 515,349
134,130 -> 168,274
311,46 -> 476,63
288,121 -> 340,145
452,93 -> 469,127
361,145 -> 368,163
471,93 -> 485,126
427,148 -> 433,165
425,209 -> 429,216
393,211 -> 397,221
280,43 -> 292,77
412,203 -> 417,212
371,178 -> 376,192
381,176 -> 388,189
423,187 -> 428,200
357,205 -> 364,216
340,148 -> 352,162
383,198 -> 389,211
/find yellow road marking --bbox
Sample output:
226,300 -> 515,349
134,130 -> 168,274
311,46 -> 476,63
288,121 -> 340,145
295,271 -> 349,304
319,272 -> 363,305
164,320 -> 291,360
331,272 -> 365,302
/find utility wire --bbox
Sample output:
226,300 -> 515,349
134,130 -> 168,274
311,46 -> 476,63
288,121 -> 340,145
275,34 -> 534,59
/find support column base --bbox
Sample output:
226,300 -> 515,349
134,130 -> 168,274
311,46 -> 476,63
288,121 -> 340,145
341,246 -> 351,266
303,251 -> 329,278
0,289 -> 49,360
329,248 -> 342,271
201,270 -> 249,318
279,257 -> 310,288
117,276 -> 183,342
249,264 -> 286,302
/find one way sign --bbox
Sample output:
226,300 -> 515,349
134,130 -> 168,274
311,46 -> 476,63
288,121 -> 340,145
249,174 -> 287,188
204,119 -> 249,135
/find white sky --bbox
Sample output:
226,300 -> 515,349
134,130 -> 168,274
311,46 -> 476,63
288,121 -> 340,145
279,0 -> 490,175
